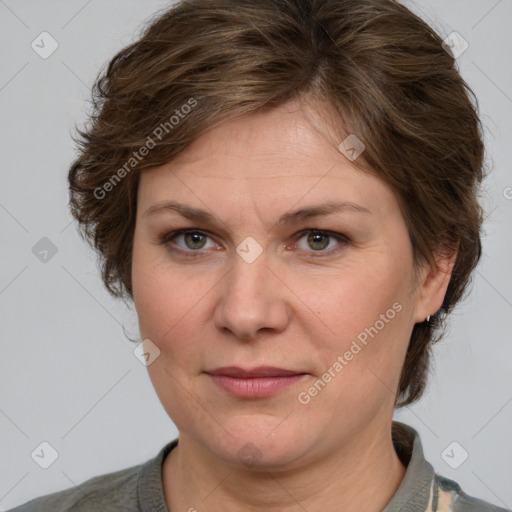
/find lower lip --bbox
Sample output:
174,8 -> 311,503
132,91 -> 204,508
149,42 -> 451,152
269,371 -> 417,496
208,374 -> 306,398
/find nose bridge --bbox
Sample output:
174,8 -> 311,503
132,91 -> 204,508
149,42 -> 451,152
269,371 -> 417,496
214,245 -> 289,340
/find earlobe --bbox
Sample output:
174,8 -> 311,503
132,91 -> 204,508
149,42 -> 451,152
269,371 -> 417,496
414,244 -> 458,324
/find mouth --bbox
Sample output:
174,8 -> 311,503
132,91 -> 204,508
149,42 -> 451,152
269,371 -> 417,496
205,366 -> 308,398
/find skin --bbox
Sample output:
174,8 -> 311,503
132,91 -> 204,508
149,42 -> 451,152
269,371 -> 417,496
131,97 -> 456,512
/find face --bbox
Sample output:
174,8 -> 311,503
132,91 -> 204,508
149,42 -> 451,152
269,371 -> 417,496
132,99 -> 439,469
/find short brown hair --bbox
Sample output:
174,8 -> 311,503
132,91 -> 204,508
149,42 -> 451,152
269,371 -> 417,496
68,0 -> 486,408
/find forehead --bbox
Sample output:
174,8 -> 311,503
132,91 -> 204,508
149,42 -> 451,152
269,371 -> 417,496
170,100 -> 349,172
137,101 -> 397,220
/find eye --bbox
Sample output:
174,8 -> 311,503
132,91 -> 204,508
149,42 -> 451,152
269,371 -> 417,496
159,229 -> 218,256
158,228 -> 349,258
293,229 -> 348,255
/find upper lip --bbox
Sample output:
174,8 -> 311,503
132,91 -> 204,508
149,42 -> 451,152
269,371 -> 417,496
206,366 -> 306,378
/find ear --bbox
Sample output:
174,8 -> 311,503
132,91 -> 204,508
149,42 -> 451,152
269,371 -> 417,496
413,243 -> 458,324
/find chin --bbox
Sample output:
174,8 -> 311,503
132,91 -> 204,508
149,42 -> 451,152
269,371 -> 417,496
197,414 -> 318,470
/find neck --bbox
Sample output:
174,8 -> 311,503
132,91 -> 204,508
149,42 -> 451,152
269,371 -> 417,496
162,423 -> 407,512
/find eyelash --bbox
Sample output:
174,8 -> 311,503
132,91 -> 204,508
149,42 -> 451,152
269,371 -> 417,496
158,228 -> 349,258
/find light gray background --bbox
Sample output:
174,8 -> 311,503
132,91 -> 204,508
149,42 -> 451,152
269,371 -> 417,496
0,0 -> 511,509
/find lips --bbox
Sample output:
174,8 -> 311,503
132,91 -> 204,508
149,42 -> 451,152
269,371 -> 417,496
205,366 -> 307,398
207,366 -> 304,378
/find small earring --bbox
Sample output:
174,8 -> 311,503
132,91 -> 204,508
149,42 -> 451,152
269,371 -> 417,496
426,315 -> 431,323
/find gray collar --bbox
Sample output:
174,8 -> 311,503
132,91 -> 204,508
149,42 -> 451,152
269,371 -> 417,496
382,421 -> 435,512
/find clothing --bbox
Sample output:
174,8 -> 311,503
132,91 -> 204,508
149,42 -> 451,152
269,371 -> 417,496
7,421 -> 510,512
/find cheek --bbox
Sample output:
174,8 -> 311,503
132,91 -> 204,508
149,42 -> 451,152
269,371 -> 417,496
132,250 -> 209,430
300,259 -> 409,340
132,238 -> 206,341
292,255 -> 413,398
131,244 -> 224,411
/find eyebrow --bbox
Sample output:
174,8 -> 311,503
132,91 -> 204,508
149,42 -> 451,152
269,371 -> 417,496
143,200 -> 372,227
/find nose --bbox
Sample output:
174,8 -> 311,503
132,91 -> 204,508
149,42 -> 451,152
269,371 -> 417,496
213,248 -> 290,341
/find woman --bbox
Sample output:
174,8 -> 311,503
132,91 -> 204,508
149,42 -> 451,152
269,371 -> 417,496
9,0 -> 510,511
